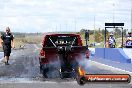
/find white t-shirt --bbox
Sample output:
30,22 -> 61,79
109,37 -> 115,44
126,36 -> 132,46
126,36 -> 132,40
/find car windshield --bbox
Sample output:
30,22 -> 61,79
45,35 -> 78,47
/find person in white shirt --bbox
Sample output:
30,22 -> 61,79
108,33 -> 116,48
125,32 -> 132,48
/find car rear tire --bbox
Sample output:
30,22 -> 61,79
42,68 -> 48,78
40,64 -> 48,78
76,76 -> 86,85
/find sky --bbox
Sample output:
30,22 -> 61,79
0,0 -> 131,33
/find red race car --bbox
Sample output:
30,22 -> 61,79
39,33 -> 89,78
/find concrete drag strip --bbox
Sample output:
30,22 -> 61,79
90,60 -> 132,74
90,60 -> 132,83
33,44 -> 40,52
0,44 -> 132,88
0,77 -> 77,84
0,52 -> 3,62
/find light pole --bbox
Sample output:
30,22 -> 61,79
60,24 -> 61,33
113,3 -> 115,23
56,26 -> 57,32
131,0 -> 132,32
65,23 -> 67,31
74,17 -> 77,32
94,15 -> 95,42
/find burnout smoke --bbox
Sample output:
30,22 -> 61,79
77,54 -> 91,73
46,59 -> 61,78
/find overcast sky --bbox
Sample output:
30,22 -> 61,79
0,0 -> 131,33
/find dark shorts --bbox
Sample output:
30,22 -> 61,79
109,44 -> 115,48
126,46 -> 132,48
3,45 -> 11,57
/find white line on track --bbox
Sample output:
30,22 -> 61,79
0,78 -> 77,84
34,44 -> 40,52
90,60 -> 132,75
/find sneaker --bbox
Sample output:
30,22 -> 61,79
5,62 -> 10,65
1,58 -> 6,63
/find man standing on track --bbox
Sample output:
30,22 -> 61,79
0,27 -> 14,65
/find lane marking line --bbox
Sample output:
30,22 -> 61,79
90,60 -> 132,75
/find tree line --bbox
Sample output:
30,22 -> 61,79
80,28 -> 127,43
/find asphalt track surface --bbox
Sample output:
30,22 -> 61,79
0,44 -> 132,88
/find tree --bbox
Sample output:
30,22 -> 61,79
80,29 -> 86,34
123,29 -> 127,36
95,29 -> 103,43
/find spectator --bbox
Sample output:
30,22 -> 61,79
108,33 -> 116,48
125,32 -> 132,48
0,27 -> 14,65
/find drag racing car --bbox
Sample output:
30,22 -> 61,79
39,33 -> 90,79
